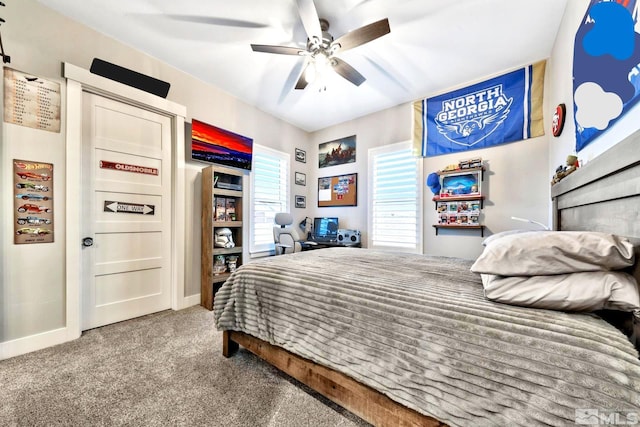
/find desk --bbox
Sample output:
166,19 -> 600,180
301,241 -> 361,250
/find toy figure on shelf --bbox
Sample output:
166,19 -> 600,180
551,155 -> 579,185
214,227 -> 235,248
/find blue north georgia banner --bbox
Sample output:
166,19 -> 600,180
413,61 -> 545,157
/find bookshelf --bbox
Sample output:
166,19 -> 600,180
201,165 -> 244,310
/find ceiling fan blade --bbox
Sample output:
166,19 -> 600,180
279,60 -> 309,102
332,18 -> 390,52
297,0 -> 322,41
251,44 -> 306,55
295,63 -> 310,90
165,14 -> 268,28
332,58 -> 366,86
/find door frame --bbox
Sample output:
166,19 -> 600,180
64,63 -> 187,341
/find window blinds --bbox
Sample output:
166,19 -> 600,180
370,144 -> 421,252
250,145 -> 290,253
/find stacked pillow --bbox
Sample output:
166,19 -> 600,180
470,231 -> 639,311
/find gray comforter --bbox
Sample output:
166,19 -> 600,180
214,248 -> 640,426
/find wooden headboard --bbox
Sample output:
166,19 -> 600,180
551,130 -> 640,350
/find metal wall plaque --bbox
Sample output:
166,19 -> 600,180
13,159 -> 54,244
4,68 -> 61,133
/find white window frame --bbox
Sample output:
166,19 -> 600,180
250,144 -> 290,254
367,141 -> 423,253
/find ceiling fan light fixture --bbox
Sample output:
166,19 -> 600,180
305,51 -> 332,86
314,52 -> 330,75
304,63 -> 316,83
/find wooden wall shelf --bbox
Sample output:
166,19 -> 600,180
433,224 -> 485,236
432,163 -> 487,235
437,166 -> 484,176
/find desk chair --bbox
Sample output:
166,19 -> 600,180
273,212 -> 303,255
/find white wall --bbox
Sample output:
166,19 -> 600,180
307,0 -> 640,261
308,104 -> 413,239
1,0 -> 311,354
310,92 -> 549,261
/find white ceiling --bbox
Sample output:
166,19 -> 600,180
37,0 -> 568,132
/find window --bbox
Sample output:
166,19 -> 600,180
368,142 -> 422,253
250,144 -> 290,253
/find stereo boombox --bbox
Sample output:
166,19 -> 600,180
337,229 -> 361,244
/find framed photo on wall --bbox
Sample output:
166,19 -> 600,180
318,135 -> 356,168
295,195 -> 306,208
295,172 -> 306,186
295,148 -> 306,163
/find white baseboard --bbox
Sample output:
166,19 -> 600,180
0,327 -> 78,360
1,296 -> 201,360
180,294 -> 201,309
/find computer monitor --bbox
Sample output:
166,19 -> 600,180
313,217 -> 339,241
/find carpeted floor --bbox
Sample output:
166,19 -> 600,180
0,306 -> 370,426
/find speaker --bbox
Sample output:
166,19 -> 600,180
337,229 -> 361,244
90,58 -> 171,98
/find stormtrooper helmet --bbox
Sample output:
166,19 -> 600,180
214,227 -> 235,248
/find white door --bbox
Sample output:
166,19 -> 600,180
81,93 -> 172,330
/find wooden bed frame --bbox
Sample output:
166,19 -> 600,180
222,129 -> 640,427
551,129 -> 640,348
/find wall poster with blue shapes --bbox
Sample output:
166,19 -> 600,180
573,0 -> 640,151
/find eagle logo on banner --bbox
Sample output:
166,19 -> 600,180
434,86 -> 513,147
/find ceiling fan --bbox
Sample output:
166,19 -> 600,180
250,0 -> 390,90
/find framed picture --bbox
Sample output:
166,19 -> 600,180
295,148 -> 306,163
318,135 -> 356,168
295,172 -> 306,186
318,173 -> 357,207
295,195 -> 306,208
440,170 -> 481,197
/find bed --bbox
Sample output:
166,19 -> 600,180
214,132 -> 640,427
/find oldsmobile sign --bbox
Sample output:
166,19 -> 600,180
413,61 -> 546,157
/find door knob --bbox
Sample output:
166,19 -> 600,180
82,237 -> 94,247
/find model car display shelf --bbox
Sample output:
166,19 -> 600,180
432,166 -> 486,236
201,165 -> 244,310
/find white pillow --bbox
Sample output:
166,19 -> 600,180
480,271 -> 640,312
481,230 -> 539,247
471,231 -> 635,276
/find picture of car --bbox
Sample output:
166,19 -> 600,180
16,193 -> 50,201
15,227 -> 52,236
15,171 -> 51,181
17,204 -> 51,213
16,182 -> 49,192
16,216 -> 51,225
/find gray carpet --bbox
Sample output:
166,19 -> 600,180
0,306 -> 370,427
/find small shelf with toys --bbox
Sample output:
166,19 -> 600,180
430,158 -> 486,236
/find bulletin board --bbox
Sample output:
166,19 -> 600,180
317,173 -> 357,207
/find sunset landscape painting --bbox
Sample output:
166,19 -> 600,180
191,119 -> 253,170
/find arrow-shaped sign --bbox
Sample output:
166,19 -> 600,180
104,201 -> 155,215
